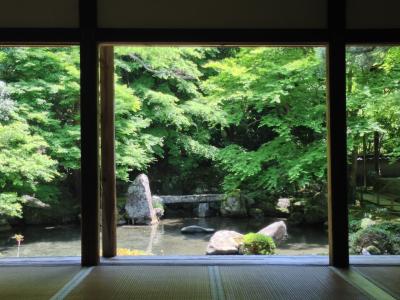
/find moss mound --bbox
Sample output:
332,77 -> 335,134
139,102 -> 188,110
241,233 -> 276,255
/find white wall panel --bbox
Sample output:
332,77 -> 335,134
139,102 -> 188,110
347,0 -> 400,28
0,0 -> 79,28
98,0 -> 327,29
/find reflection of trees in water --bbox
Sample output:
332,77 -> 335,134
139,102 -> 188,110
0,218 -> 328,256
0,224 -> 81,257
0,225 -> 80,247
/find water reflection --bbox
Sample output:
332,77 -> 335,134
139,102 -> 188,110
0,217 -> 328,257
0,225 -> 81,257
117,217 -> 329,256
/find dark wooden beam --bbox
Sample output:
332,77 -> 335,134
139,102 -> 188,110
346,29 -> 400,44
2,28 -> 400,45
96,28 -> 328,45
0,29 -> 79,44
100,46 -> 117,258
326,40 -> 349,267
79,0 -> 97,30
80,0 -> 100,266
80,36 -> 100,266
327,0 -> 349,268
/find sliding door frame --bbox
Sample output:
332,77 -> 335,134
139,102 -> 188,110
1,0 -> 400,267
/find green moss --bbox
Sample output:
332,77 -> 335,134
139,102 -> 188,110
241,233 -> 276,255
152,201 -> 164,210
350,226 -> 396,255
365,245 -> 381,255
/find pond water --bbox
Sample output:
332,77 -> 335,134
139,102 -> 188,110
0,217 -> 328,258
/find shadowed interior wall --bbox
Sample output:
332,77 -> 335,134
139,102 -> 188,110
0,0 -> 79,28
2,0 -> 400,29
97,0 -> 327,28
347,0 -> 400,28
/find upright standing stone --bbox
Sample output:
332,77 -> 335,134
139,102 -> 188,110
258,221 -> 287,243
125,174 -> 158,225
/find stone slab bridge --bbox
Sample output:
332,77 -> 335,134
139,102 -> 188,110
155,194 -> 224,204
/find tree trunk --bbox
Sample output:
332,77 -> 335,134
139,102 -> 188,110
347,67 -> 358,204
363,135 -> 367,188
348,147 -> 358,204
373,131 -> 381,176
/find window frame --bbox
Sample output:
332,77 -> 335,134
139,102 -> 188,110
1,0 -> 399,267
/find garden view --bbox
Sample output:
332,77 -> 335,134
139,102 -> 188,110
0,46 -> 399,257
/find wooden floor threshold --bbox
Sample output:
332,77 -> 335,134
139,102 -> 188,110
0,255 -> 398,266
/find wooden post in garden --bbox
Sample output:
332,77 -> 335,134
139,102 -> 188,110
100,46 -> 117,257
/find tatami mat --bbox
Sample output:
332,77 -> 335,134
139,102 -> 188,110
1,265 -> 398,300
67,265 -> 370,300
0,266 -> 80,300
354,266 -> 400,298
66,266 -> 212,300
219,266 -> 368,300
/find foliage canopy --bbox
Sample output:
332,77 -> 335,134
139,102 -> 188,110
0,46 -> 399,221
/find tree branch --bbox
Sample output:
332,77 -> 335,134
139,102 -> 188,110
128,53 -> 196,80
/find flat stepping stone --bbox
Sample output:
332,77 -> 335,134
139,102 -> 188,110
181,225 -> 215,234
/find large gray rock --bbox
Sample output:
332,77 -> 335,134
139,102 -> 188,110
125,174 -> 158,225
258,221 -> 287,243
206,230 -> 243,255
181,225 -> 215,234
220,195 -> 247,217
276,197 -> 291,213
22,195 -> 50,208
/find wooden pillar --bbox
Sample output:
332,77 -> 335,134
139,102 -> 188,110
80,0 -> 100,266
327,0 -> 349,268
80,36 -> 100,266
100,46 -> 117,257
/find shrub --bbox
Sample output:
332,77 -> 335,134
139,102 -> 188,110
373,221 -> 400,254
349,219 -> 361,234
350,227 -> 396,255
365,245 -> 381,255
373,221 -> 400,234
360,218 -> 376,229
241,233 -> 276,255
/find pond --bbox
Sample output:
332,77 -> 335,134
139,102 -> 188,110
0,217 -> 328,258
